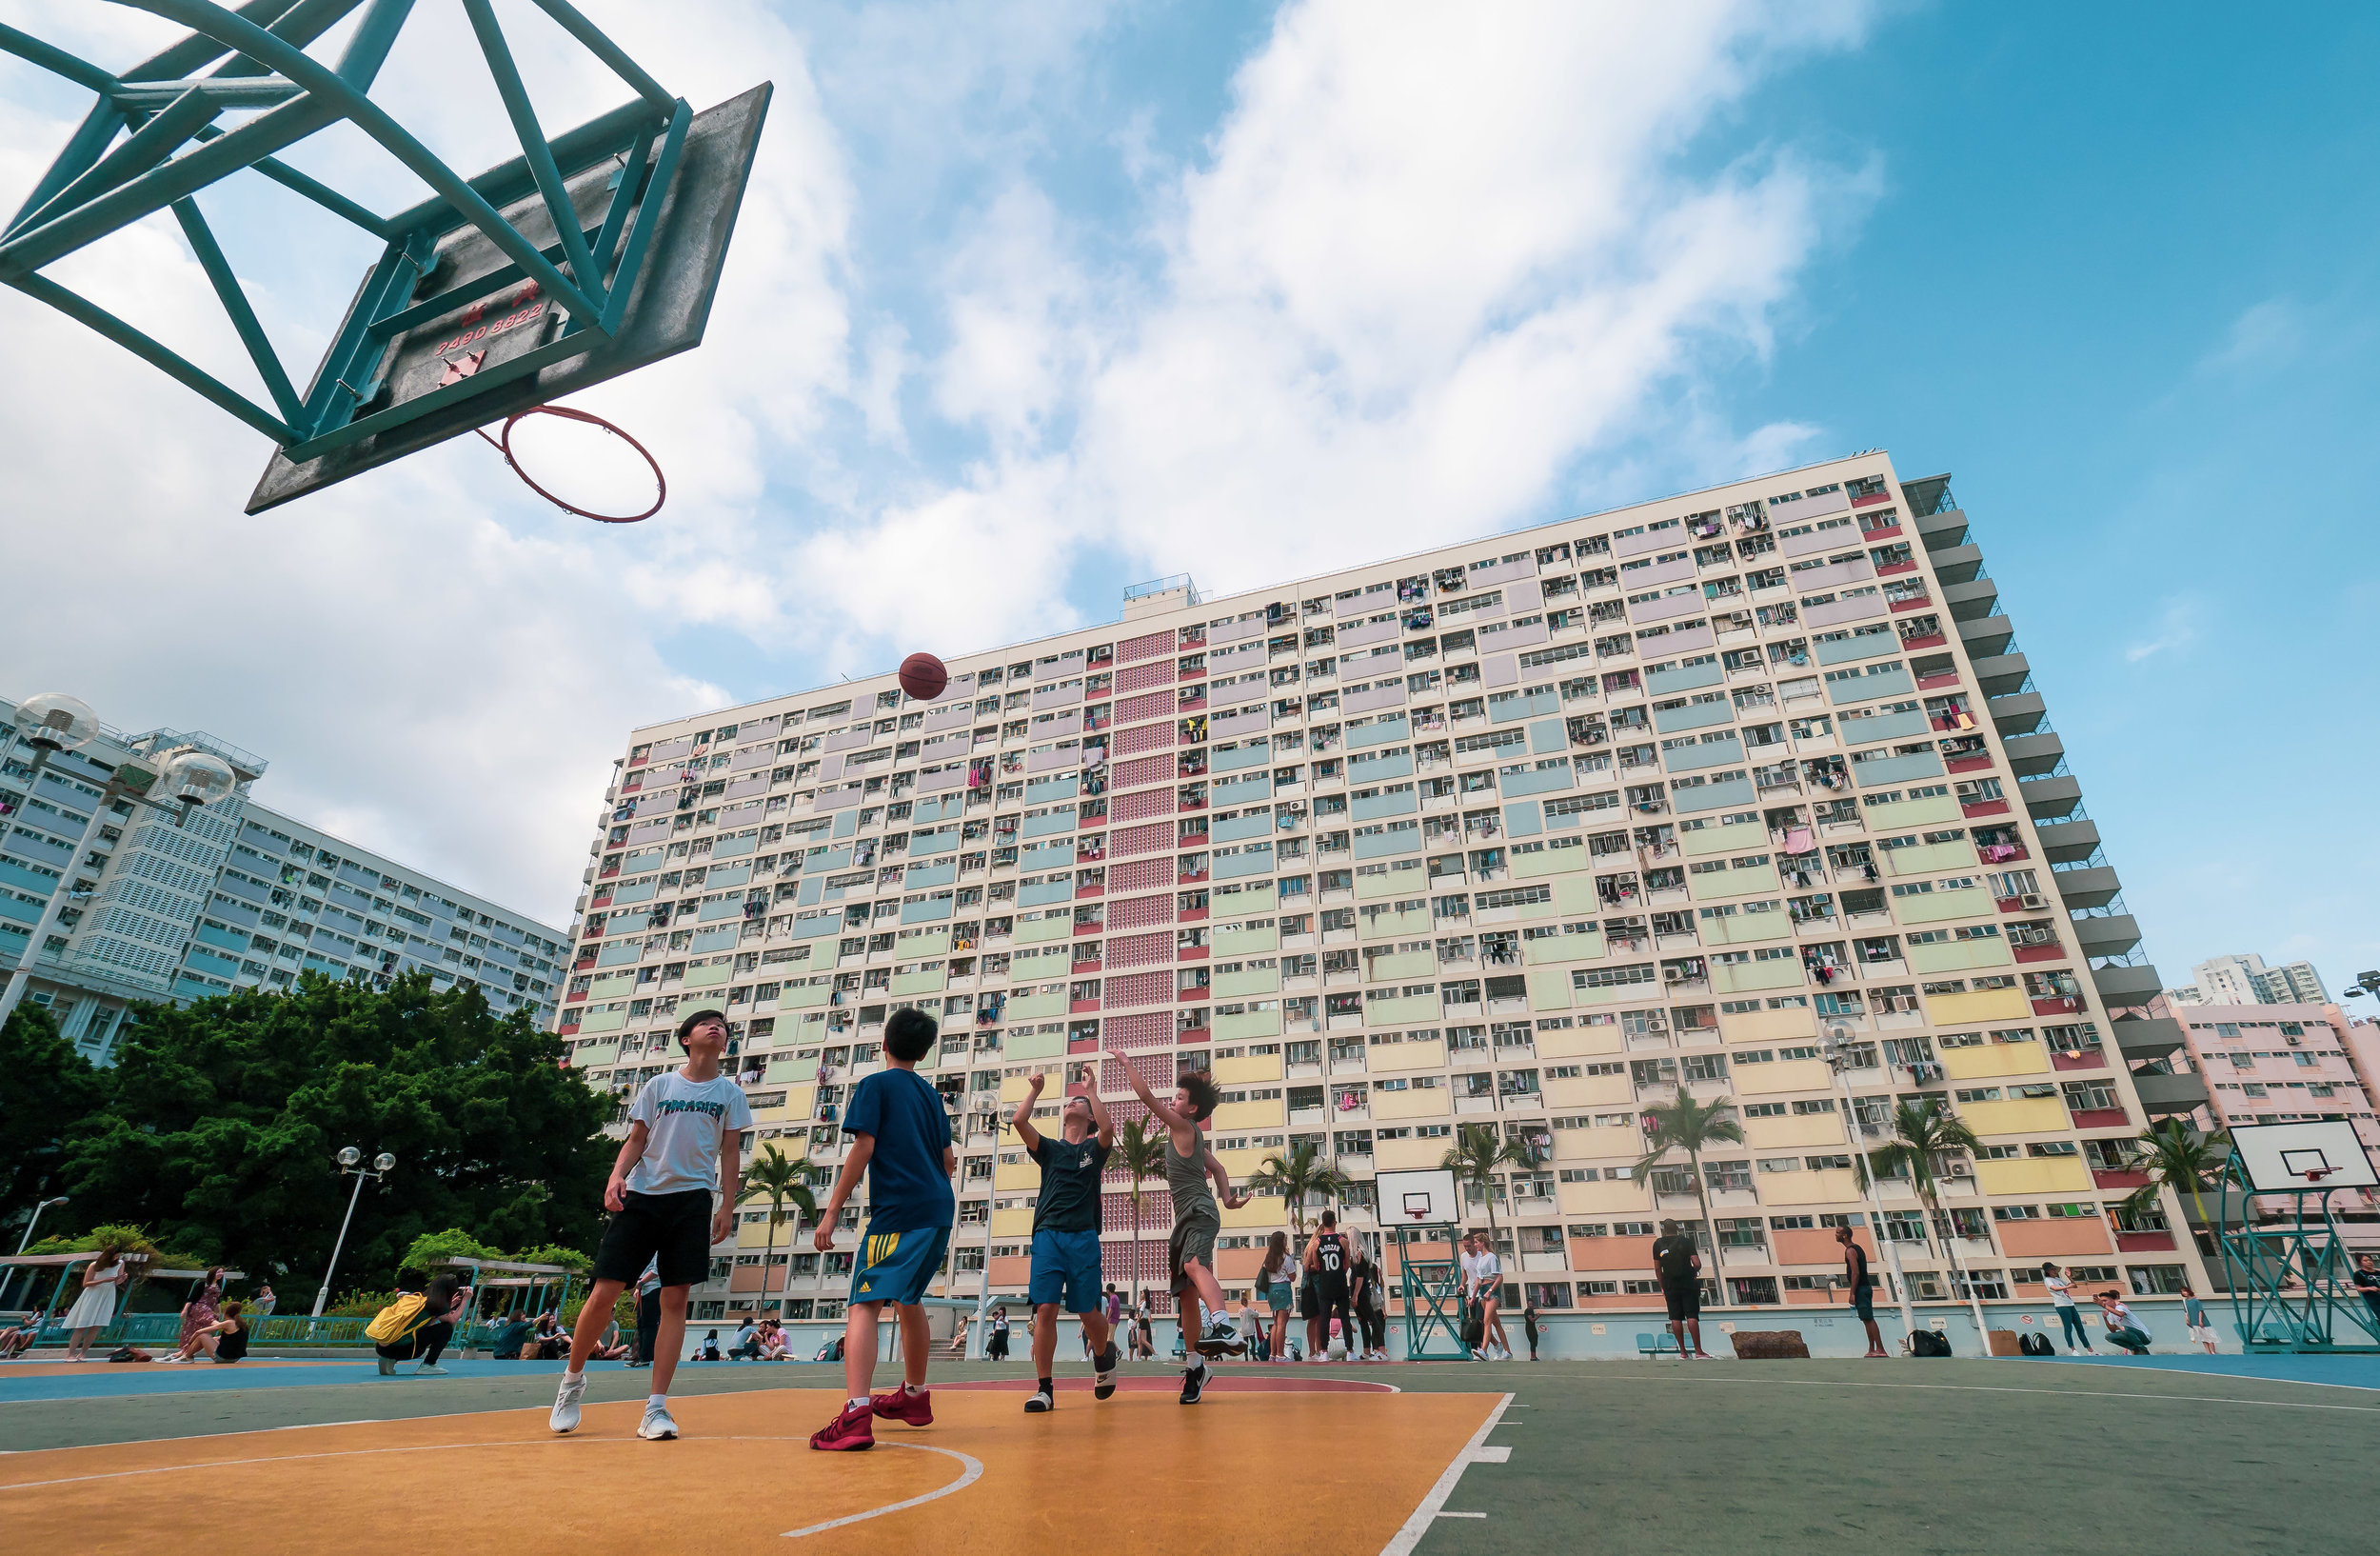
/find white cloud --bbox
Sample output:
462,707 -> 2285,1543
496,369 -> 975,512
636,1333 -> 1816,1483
2123,594 -> 2206,664
0,0 -> 1882,929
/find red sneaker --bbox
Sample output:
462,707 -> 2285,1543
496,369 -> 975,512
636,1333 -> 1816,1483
809,1402 -> 875,1451
870,1386 -> 933,1427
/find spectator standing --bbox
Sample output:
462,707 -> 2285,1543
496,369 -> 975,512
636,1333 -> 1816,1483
2181,1285 -> 2217,1355
1650,1220 -> 1710,1359
1235,1301 -> 1259,1362
2352,1255 -> 2380,1332
1134,1308 -> 1155,1360
987,1306 -> 1011,1361
1521,1305 -> 1540,1363
1351,1251 -> 1388,1361
1259,1231 -> 1297,1362
2042,1264 -> 2093,1353
1103,1284 -> 1125,1334
252,1282 -> 277,1321
1836,1225 -> 1886,1358
2094,1290 -> 2152,1354
61,1251 -> 131,1363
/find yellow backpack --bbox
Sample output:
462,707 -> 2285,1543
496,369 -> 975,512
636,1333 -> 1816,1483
365,1292 -> 427,1343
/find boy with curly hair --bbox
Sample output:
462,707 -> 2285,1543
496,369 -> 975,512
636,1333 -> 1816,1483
1108,1049 -> 1248,1404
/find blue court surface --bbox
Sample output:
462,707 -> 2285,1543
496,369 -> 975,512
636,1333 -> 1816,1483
2051,1352 -> 2380,1390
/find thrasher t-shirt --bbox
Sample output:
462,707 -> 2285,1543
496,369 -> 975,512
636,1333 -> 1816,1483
1026,1133 -> 1110,1233
625,1069 -> 752,1194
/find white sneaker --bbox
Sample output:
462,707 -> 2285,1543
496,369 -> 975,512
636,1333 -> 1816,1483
550,1371 -> 587,1434
415,1363 -> 448,1376
638,1402 -> 679,1441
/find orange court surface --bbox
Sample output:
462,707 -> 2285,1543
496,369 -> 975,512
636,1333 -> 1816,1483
0,1380 -> 1498,1555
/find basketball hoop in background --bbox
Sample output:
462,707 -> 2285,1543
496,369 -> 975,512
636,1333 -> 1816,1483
474,405 -> 665,524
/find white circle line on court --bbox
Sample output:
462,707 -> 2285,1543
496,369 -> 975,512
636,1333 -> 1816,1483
0,1434 -> 821,1494
781,1441 -> 984,1539
1613,1371 -> 2380,1414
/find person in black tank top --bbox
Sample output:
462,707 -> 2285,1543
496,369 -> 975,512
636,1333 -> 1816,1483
1300,1210 -> 1357,1361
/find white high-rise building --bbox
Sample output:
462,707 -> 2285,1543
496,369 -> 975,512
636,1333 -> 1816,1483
2173,954 -> 2330,1010
1,697 -> 568,1064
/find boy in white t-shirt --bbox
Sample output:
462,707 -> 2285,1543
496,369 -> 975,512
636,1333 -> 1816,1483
551,1007 -> 751,1442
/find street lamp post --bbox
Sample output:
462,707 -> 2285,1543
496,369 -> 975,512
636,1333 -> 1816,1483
310,1147 -> 397,1323
0,694 -> 243,1030
1823,1022 -> 1917,1348
3,1195 -> 70,1309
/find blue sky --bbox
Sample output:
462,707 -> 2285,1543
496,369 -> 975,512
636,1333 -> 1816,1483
1,1 -> 2372,997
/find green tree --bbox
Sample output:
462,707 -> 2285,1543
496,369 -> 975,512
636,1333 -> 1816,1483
1249,1139 -> 1352,1242
737,1143 -> 818,1317
60,971 -> 612,1306
1633,1088 -> 1745,1267
2122,1118 -> 2230,1227
1443,1120 -> 1536,1247
1112,1117 -> 1166,1309
1864,1097 -> 1989,1342
0,1002 -> 110,1237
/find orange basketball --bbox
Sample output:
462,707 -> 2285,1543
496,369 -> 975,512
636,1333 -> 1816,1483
899,652 -> 949,702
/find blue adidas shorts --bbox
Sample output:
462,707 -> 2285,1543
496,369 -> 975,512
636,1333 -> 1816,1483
1028,1227 -> 1103,1312
849,1225 -> 952,1307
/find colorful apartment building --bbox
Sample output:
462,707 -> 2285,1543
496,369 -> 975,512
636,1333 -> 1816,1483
554,453 -> 2219,1327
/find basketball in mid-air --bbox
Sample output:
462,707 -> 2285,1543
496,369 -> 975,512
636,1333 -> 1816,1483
899,652 -> 949,702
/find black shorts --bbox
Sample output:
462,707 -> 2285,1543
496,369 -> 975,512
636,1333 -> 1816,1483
1661,1279 -> 1701,1323
593,1188 -> 714,1287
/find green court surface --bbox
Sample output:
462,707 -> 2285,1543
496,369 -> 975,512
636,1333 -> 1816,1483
3,1356 -> 2371,1554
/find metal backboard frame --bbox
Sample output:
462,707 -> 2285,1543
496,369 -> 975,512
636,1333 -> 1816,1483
2217,1129 -> 2380,1355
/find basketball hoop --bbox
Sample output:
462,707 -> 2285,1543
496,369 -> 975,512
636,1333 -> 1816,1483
474,405 -> 665,524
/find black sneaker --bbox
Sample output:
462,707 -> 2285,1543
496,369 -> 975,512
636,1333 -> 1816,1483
1180,1360 -> 1207,1406
1024,1386 -> 1054,1413
1094,1343 -> 1121,1401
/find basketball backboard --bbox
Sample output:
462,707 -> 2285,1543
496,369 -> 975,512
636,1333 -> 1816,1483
2230,1121 -> 2380,1193
1376,1167 -> 1459,1227
248,84 -> 770,512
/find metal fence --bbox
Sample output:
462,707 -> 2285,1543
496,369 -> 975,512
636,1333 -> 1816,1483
5,1311 -> 375,1347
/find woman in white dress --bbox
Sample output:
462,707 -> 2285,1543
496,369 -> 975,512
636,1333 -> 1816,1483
62,1251 -> 130,1362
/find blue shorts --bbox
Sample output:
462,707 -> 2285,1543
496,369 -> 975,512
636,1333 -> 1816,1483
849,1225 -> 952,1307
1027,1227 -> 1103,1312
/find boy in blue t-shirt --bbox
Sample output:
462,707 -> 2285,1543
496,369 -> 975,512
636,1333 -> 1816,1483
810,1007 -> 957,1451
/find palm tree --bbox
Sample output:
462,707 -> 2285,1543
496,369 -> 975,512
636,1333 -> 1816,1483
1442,1121 -> 1535,1247
1633,1088 -> 1744,1266
2122,1118 -> 2231,1228
1113,1116 -> 1167,1312
1250,1139 -> 1354,1242
737,1144 -> 818,1319
1864,1098 -> 1989,1349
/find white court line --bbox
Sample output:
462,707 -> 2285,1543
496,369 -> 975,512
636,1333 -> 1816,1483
1435,1511 -> 1486,1519
1378,1391 -> 1512,1556
781,1442 -> 983,1539
1613,1372 -> 2380,1415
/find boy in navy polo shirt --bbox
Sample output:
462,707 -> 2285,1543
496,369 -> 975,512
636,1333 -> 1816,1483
1012,1068 -> 1121,1412
810,1007 -> 957,1451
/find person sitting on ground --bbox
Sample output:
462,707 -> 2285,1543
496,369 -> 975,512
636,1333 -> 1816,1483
946,1314 -> 972,1357
761,1322 -> 792,1361
490,1311 -> 538,1361
695,1329 -> 724,1362
0,1320 -> 41,1358
730,1319 -> 763,1360
171,1300 -> 252,1364
2094,1290 -> 2152,1355
531,1312 -> 569,1361
585,1318 -> 634,1363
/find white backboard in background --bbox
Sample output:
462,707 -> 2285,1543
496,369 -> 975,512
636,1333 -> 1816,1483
1376,1167 -> 1459,1227
2231,1121 -> 2380,1193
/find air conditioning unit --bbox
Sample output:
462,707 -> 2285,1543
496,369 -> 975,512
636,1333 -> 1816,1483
2019,893 -> 2049,909
2285,1034 -> 2302,1047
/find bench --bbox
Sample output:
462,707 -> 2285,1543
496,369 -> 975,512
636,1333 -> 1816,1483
1636,1330 -> 1683,1358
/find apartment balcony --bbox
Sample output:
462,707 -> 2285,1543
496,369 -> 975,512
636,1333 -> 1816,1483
2112,1015 -> 2186,1063
2001,731 -> 2064,778
2053,866 -> 2122,910
1917,507 -> 1969,550
1927,542 -> 1985,586
2020,774 -> 2083,820
2073,914 -> 2141,959
1987,690 -> 2046,736
1969,652 -> 2031,697
2131,1069 -> 2211,1116
2033,818 -> 2100,864
1941,578 -> 2000,622
2091,961 -> 2164,1007
1957,615 -> 2015,660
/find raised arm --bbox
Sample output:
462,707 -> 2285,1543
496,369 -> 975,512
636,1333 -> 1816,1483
1010,1071 -> 1046,1152
1105,1047 -> 1192,1133
1082,1069 -> 1116,1150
